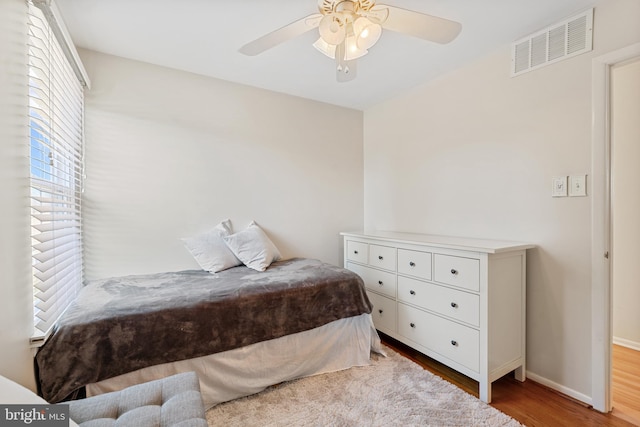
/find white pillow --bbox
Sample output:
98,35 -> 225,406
181,219 -> 242,273
223,221 -> 282,272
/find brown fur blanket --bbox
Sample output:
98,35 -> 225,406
35,258 -> 371,403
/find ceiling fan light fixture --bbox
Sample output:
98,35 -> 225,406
353,17 -> 382,50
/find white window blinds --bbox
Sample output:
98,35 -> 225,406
28,3 -> 85,339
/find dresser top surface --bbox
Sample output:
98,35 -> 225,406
341,230 -> 534,254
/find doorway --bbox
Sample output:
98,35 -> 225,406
591,42 -> 640,414
610,57 -> 640,424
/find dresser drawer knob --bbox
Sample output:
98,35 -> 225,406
410,323 -> 416,328
450,269 -> 458,275
354,250 -> 359,254
450,302 -> 458,308
378,280 -> 383,286
378,255 -> 383,260
378,309 -> 383,314
409,290 -> 416,295
451,340 -> 458,346
409,261 -> 416,267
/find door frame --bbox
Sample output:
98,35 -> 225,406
591,42 -> 640,413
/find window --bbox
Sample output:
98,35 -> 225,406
28,2 -> 86,340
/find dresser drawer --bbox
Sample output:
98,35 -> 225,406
398,276 -> 479,327
346,240 -> 368,264
434,254 -> 480,291
367,291 -> 396,333
346,262 -> 397,299
398,303 -> 479,372
397,249 -> 432,280
368,244 -> 397,271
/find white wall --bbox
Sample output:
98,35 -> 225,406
612,58 -> 640,349
0,0 -> 37,389
79,50 -> 364,281
363,0 -> 640,402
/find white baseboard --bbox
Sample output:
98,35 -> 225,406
613,336 -> 640,351
526,371 -> 593,407
527,339 -> 640,411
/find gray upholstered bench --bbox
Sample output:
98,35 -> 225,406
66,372 -> 208,427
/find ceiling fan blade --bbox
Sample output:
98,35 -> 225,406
239,14 -> 323,56
377,5 -> 461,44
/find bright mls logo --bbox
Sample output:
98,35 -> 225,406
1,405 -> 68,426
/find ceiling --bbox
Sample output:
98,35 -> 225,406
55,0 -> 596,110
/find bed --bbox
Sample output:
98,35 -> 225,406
35,257 -> 382,409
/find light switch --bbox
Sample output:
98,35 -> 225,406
569,175 -> 587,197
552,176 -> 568,197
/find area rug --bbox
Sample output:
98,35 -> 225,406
205,345 -> 523,426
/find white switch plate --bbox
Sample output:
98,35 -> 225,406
569,175 -> 587,197
552,176 -> 568,197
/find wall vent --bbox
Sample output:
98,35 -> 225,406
511,8 -> 593,77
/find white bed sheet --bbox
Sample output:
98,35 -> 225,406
86,313 -> 383,409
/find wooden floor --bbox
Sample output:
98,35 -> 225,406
612,344 -> 640,425
381,334 -> 639,427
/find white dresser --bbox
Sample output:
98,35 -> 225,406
341,230 -> 534,403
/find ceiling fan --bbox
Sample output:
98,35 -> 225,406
239,0 -> 462,82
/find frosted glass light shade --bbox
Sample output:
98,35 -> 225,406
343,36 -> 368,60
319,15 -> 346,45
354,17 -> 382,50
313,37 -> 336,59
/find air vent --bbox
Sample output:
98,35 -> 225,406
511,8 -> 593,76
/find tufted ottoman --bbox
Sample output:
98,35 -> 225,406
67,372 -> 208,427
